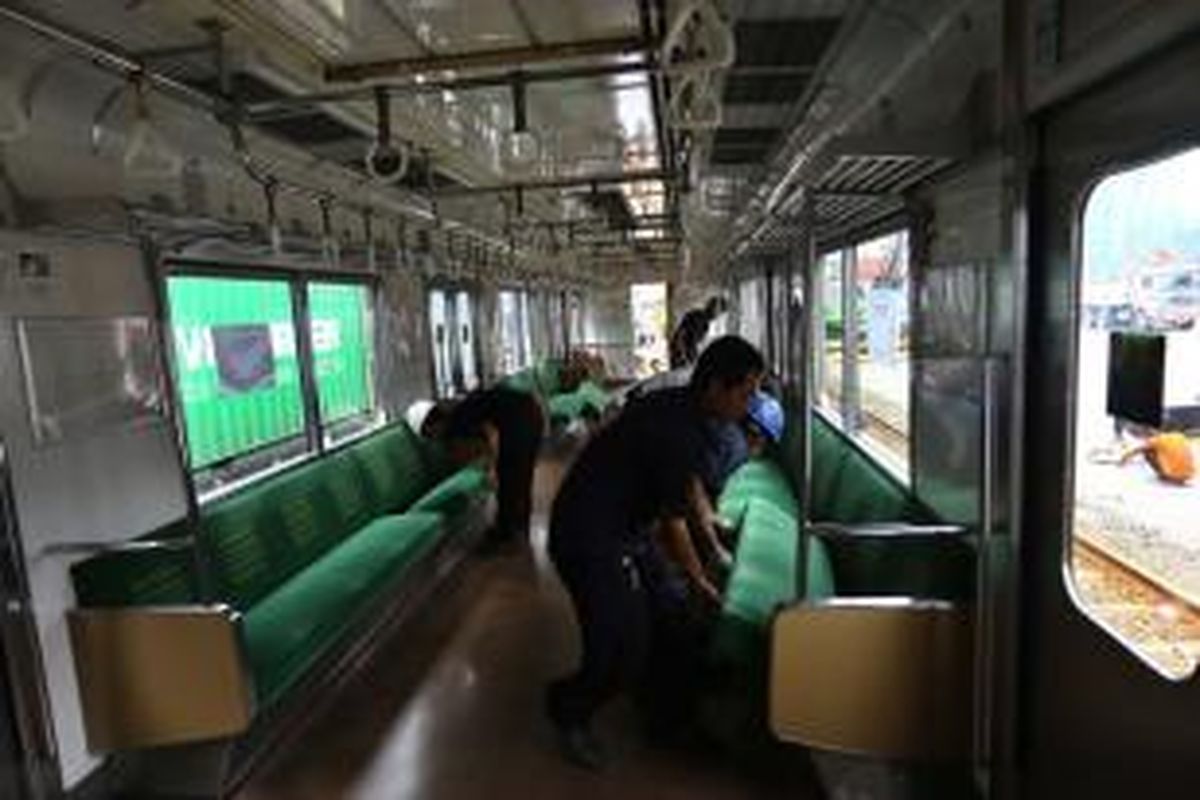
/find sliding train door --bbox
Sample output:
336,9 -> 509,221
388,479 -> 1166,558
1020,35 -> 1200,798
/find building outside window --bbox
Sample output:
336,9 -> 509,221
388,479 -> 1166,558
815,229 -> 911,479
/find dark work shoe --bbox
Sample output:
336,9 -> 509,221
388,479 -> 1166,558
558,724 -> 608,771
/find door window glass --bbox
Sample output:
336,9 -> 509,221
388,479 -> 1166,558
1070,147 -> 1200,680
428,289 -> 453,397
456,290 -> 478,391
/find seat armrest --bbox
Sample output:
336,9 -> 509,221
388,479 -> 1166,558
68,605 -> 255,751
769,598 -> 972,760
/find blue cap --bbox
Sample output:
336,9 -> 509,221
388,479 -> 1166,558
747,391 -> 785,443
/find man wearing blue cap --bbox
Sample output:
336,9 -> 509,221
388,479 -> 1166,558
744,389 -> 785,457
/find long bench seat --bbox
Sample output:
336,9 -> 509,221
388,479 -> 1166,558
709,411 -> 974,732
69,422 -> 494,753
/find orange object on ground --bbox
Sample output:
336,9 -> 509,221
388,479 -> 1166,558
1121,433 -> 1196,484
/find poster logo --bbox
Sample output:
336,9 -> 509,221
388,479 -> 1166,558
212,324 -> 277,393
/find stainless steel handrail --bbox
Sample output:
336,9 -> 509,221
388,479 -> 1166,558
41,537 -> 195,557
807,521 -> 969,541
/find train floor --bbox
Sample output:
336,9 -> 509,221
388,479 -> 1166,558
235,446 -> 823,800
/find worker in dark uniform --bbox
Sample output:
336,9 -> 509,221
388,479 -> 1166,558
422,385 -> 545,545
668,295 -> 728,369
545,336 -> 764,769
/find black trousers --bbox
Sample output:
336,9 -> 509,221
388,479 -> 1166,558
494,399 -> 544,541
631,537 -> 711,732
548,543 -> 649,728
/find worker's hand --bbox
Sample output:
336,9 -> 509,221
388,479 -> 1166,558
713,516 -> 737,548
714,543 -> 734,573
695,577 -> 722,609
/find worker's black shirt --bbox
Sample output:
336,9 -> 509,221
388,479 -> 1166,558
443,385 -> 541,443
549,387 -> 710,556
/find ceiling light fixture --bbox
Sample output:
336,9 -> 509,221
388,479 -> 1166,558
365,87 -> 409,184
502,75 -> 538,174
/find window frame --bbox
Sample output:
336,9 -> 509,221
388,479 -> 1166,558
163,262 -> 382,501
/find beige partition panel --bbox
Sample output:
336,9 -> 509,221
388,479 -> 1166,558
68,606 -> 255,751
770,599 -> 972,760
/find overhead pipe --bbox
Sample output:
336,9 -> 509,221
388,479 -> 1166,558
325,35 -> 649,83
245,61 -> 653,122
433,168 -> 677,196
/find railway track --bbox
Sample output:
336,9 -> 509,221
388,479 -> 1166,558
1072,540 -> 1200,679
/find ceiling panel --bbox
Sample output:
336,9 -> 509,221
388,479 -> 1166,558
733,18 -> 841,67
710,127 -> 780,165
723,72 -> 812,104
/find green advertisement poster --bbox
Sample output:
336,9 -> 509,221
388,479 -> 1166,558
308,282 -> 372,424
167,276 -> 373,469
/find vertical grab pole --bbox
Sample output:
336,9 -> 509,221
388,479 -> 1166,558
292,279 -> 324,455
137,237 -> 214,601
794,192 -> 816,597
840,244 -> 859,432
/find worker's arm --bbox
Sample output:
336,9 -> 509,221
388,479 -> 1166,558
657,515 -> 721,606
447,422 -> 499,486
686,476 -> 734,569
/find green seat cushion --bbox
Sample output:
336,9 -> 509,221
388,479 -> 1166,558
576,380 -> 611,416
810,412 -> 923,523
255,459 -> 350,582
501,369 -> 539,398
547,380 -> 613,424
547,392 -> 588,423
321,448 -> 376,535
409,465 -> 491,519
534,359 -> 563,397
718,458 -> 798,525
349,424 -> 433,517
204,490 -> 294,610
712,499 -> 799,666
242,512 -> 445,707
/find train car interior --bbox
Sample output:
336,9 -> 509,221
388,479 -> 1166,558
0,1 -> 1199,798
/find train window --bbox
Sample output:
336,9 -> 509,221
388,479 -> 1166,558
498,289 -> 526,374
817,252 -> 844,414
167,275 -> 309,491
428,289 -> 455,398
1069,147 -> 1200,680
631,282 -> 668,376
852,231 -> 911,472
455,290 -> 479,391
307,281 -> 379,445
814,231 -> 912,479
519,291 -> 535,366
737,277 -> 765,355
